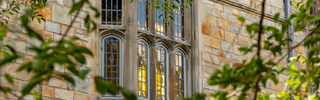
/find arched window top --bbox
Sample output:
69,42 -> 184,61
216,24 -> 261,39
156,44 -> 168,100
174,49 -> 186,99
137,39 -> 150,99
101,0 -> 123,25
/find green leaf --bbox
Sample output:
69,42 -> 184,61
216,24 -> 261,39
94,77 -> 118,95
0,25 -> 7,41
274,13 -> 280,22
79,69 -> 90,79
69,2 -> 83,14
59,74 -> 75,86
70,53 -> 86,64
34,90 -> 43,100
5,73 -> 13,84
238,16 -> 245,22
120,88 -> 137,100
21,77 -> 44,96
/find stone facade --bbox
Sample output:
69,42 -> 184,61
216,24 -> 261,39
0,0 -> 310,100
198,0 -> 308,97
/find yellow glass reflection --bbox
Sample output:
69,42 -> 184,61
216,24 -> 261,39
156,61 -> 166,100
138,57 -> 147,98
155,23 -> 165,35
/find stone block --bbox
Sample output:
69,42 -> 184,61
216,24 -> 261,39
36,7 -> 51,20
75,33 -> 89,41
19,81 -> 40,93
220,13 -> 228,20
204,6 -> 211,15
42,86 -> 54,98
216,50 -> 224,57
212,9 -> 220,17
23,94 -> 34,100
202,52 -> 213,63
208,16 -> 217,26
55,89 -> 74,100
214,3 -> 223,11
68,75 -> 89,93
234,44 -> 242,55
49,78 -> 68,89
74,92 -> 91,100
295,44 -> 304,54
3,38 -> 26,53
204,46 -> 212,53
203,0 -> 214,5
230,53 -> 239,61
230,24 -> 241,33
73,40 -> 88,47
61,25 -> 75,36
221,41 -> 233,53
217,19 -> 230,30
227,15 -> 237,23
223,6 -> 232,15
238,36 -> 250,47
239,0 -> 250,6
202,14 -> 208,24
203,36 -> 221,49
31,19 -> 45,30
45,21 -> 60,33
202,25 -> 211,36
1,63 -> 30,81
220,57 -> 234,67
212,28 -> 224,39
0,77 -> 19,91
271,0 -> 284,8
48,0 -> 63,5
224,31 -> 237,43
37,30 -> 53,39
52,4 -> 71,25
232,9 -> 239,16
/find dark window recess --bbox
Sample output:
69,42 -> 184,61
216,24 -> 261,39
138,0 -> 149,31
155,0 -> 167,36
104,37 -> 120,94
101,0 -> 122,25
174,0 -> 185,41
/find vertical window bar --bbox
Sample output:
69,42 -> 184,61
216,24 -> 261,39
174,51 -> 185,100
138,41 -> 149,99
174,0 -> 185,41
156,46 -> 167,100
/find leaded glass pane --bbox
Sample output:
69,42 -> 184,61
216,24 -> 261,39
138,0 -> 149,31
138,41 -> 149,98
156,46 -> 167,100
102,0 -> 122,25
175,51 -> 184,100
155,0 -> 167,36
104,37 -> 120,95
174,0 -> 185,41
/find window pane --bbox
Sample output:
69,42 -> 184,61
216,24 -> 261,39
102,0 -> 122,25
138,0 -> 149,31
138,41 -> 149,99
174,0 -> 185,41
155,0 -> 167,36
175,51 -> 185,100
156,46 -> 167,100
103,36 -> 121,95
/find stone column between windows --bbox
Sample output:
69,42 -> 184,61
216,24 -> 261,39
148,0 -> 157,98
123,0 -> 138,95
169,49 -> 175,100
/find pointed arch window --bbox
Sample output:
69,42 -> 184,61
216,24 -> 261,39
101,0 -> 122,25
174,50 -> 185,100
138,0 -> 149,30
101,35 -> 122,96
174,0 -> 185,41
155,0 -> 167,36
156,45 -> 168,100
137,40 -> 150,99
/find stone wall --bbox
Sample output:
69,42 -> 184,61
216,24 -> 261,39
198,0 -> 307,98
0,0 -> 98,100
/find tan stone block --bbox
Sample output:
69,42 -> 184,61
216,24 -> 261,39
239,0 -> 250,6
204,46 -> 212,53
212,28 -> 224,39
36,7 -> 51,20
216,50 -> 224,57
52,5 -> 71,25
220,57 -> 234,65
225,31 -> 237,43
49,78 -> 68,89
203,36 -> 221,49
238,36 -> 250,47
202,52 -> 213,63
73,40 -> 88,47
228,16 -> 237,23
74,92 -> 91,100
3,38 -> 26,53
232,9 -> 239,16
202,25 -> 211,36
204,6 -> 211,15
233,62 -> 242,68
1,63 -> 31,81
234,44 -> 242,55
271,0 -> 284,8
37,30 -> 53,39
55,89 -> 74,100
220,13 -> 228,20
295,43 -> 304,53
202,14 -> 208,24
214,3 -> 223,11
208,16 -> 217,26
212,9 -> 220,18
217,19 -> 230,31
0,77 -> 19,91
31,19 -> 45,30
42,86 -> 54,98
61,25 -> 75,36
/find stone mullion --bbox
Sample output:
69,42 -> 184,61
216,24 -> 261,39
123,0 -> 138,95
191,0 -> 200,95
149,43 -> 157,99
168,49 -> 175,100
168,0 -> 174,40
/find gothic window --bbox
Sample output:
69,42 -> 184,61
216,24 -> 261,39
156,45 -> 168,100
137,40 -> 150,99
101,0 -> 122,25
174,0 -> 185,41
101,35 -> 122,96
155,0 -> 167,36
174,50 -> 185,100
138,0 -> 149,30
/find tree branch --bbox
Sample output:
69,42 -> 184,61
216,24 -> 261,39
275,25 -> 320,64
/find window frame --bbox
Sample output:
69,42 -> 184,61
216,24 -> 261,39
137,39 -> 151,100
100,0 -> 124,26
155,44 -> 169,100
155,0 -> 168,36
173,0 -> 186,41
137,0 -> 150,31
174,49 -> 187,99
100,34 -> 124,97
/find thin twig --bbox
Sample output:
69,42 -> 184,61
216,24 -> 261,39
227,88 -> 242,98
275,25 -> 320,64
